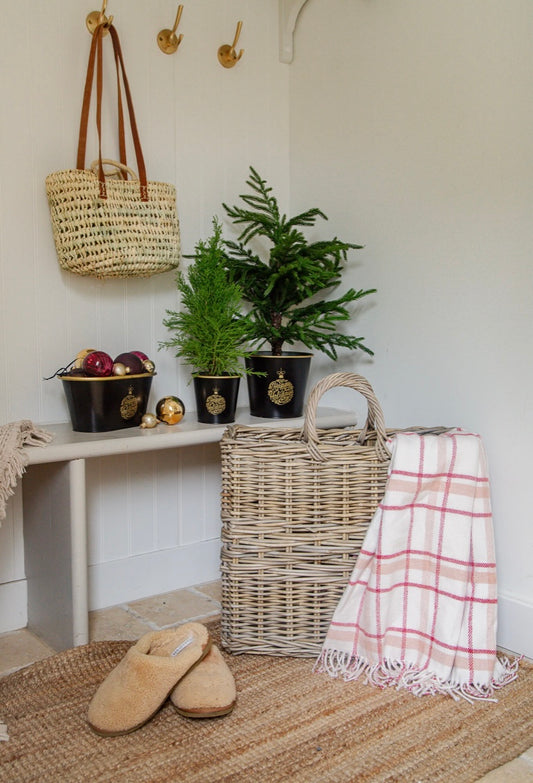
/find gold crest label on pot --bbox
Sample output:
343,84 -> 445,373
120,386 -> 139,420
206,388 -> 226,415
268,369 -> 294,406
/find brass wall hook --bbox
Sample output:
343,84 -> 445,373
218,21 -> 244,68
86,0 -> 113,35
157,4 -> 184,55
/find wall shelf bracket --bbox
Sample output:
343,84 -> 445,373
279,0 -> 308,64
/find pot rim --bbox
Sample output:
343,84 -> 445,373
193,374 -> 241,379
59,373 -> 156,381
246,351 -> 313,359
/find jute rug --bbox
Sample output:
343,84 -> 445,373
1,629 -> 531,783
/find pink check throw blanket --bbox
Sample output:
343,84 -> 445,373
315,430 -> 519,701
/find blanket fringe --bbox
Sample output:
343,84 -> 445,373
314,650 -> 521,704
21,426 -> 53,448
0,420 -> 52,523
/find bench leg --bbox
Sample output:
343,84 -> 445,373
23,458 -> 89,650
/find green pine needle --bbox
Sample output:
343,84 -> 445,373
222,167 -> 376,357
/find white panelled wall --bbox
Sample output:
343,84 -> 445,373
292,0 -> 533,656
1,0 -> 532,657
0,0 -> 289,629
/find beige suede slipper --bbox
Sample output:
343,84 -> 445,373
87,623 -> 211,736
170,643 -> 236,718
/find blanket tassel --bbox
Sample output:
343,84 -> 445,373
314,650 -> 521,704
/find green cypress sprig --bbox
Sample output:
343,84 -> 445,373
160,218 -> 254,376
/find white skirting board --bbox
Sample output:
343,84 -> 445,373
2,570 -> 533,658
0,539 -> 221,637
497,592 -> 533,660
87,537 -> 221,612
0,579 -> 28,634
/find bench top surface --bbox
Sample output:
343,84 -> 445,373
24,407 -> 356,465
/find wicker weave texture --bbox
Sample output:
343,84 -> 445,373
220,372 -> 445,657
46,170 -> 180,278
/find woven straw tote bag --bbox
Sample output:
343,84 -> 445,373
46,23 -> 180,279
220,372 -> 446,657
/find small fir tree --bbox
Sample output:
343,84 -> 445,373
160,218 -> 252,377
223,167 -> 376,359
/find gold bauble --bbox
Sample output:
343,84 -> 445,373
140,412 -> 159,429
113,362 -> 127,376
156,396 -> 185,425
74,348 -> 97,369
142,359 -> 156,374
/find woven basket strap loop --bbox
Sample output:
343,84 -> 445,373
302,372 -> 390,462
89,159 -> 139,181
76,23 -> 148,201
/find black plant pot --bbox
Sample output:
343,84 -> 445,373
60,374 -> 153,432
245,352 -> 313,418
193,375 -> 240,424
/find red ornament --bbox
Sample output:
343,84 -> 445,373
114,352 -> 144,375
130,350 -> 149,362
82,351 -> 114,377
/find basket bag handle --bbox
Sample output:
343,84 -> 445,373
89,159 -> 139,181
76,22 -> 148,201
77,24 -> 126,181
302,372 -> 390,461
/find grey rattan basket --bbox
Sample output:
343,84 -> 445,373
220,372 -> 445,657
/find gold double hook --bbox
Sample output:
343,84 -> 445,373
218,21 -> 244,68
157,4 -> 184,55
86,0 -> 113,35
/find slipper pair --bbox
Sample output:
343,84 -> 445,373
87,622 -> 236,736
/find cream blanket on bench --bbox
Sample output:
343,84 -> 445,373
0,420 -> 52,524
315,430 -> 519,702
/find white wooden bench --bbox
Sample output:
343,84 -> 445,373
23,407 -> 355,650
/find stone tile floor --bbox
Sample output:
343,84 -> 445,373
1,579 -> 532,782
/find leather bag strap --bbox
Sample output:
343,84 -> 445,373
76,23 -> 148,201
108,25 -> 148,199
113,34 -> 127,171
76,23 -> 100,172
77,24 -> 127,175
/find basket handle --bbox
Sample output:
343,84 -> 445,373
301,372 -> 390,461
89,159 -> 139,181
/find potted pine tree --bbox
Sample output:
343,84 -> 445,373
222,167 -> 376,418
160,217 -> 253,424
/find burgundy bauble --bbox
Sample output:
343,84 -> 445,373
131,350 -> 149,362
82,351 -> 114,377
114,352 -> 144,375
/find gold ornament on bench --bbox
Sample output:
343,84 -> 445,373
156,396 -> 185,425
